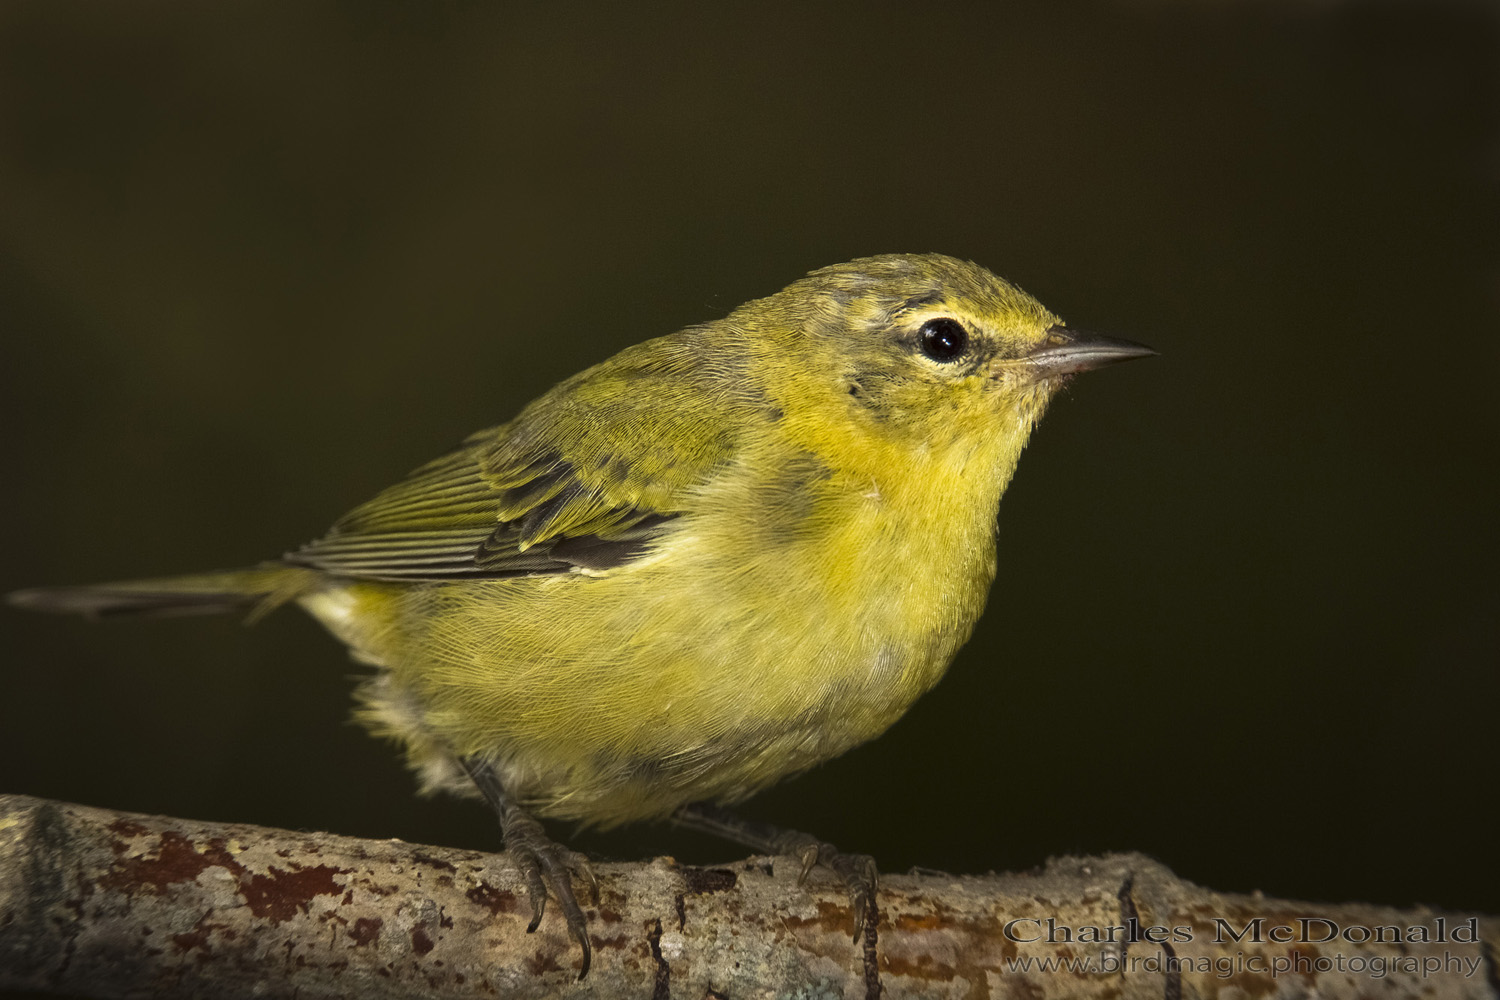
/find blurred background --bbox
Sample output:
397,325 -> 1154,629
2,0 -> 1496,942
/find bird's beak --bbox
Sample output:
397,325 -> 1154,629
1021,326 -> 1157,379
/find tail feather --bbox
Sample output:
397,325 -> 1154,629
7,565 -> 318,621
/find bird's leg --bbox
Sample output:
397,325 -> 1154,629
672,801 -> 880,949
460,757 -> 599,979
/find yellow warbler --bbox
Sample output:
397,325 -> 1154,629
11,253 -> 1153,978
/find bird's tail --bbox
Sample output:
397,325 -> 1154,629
7,564 -> 320,621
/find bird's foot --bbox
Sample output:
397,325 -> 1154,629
462,757 -> 598,979
672,801 -> 882,994
788,837 -> 879,944
503,807 -> 599,977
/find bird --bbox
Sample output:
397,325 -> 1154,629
10,253 -> 1154,979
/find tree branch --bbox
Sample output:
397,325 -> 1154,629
1,794 -> 1494,999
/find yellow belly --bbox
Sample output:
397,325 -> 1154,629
301,437 -> 1010,827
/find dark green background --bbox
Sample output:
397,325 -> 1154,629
3,0 -> 1496,932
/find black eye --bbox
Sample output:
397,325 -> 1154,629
919,318 -> 969,362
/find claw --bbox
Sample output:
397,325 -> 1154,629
831,854 -> 878,944
797,844 -> 821,884
523,842 -> 594,979
668,803 -> 883,992
461,759 -> 596,979
573,851 -> 602,905
509,844 -> 594,977
556,886 -> 592,980
521,863 -> 550,932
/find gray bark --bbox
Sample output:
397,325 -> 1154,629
1,794 -> 1495,999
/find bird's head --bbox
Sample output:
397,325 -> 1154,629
735,253 -> 1154,460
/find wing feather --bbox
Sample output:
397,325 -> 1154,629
285,331 -> 751,582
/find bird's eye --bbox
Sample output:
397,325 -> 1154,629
918,318 -> 969,363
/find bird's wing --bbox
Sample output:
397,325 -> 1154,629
287,343 -> 743,581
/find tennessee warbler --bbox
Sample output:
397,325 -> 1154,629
11,253 -> 1154,978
